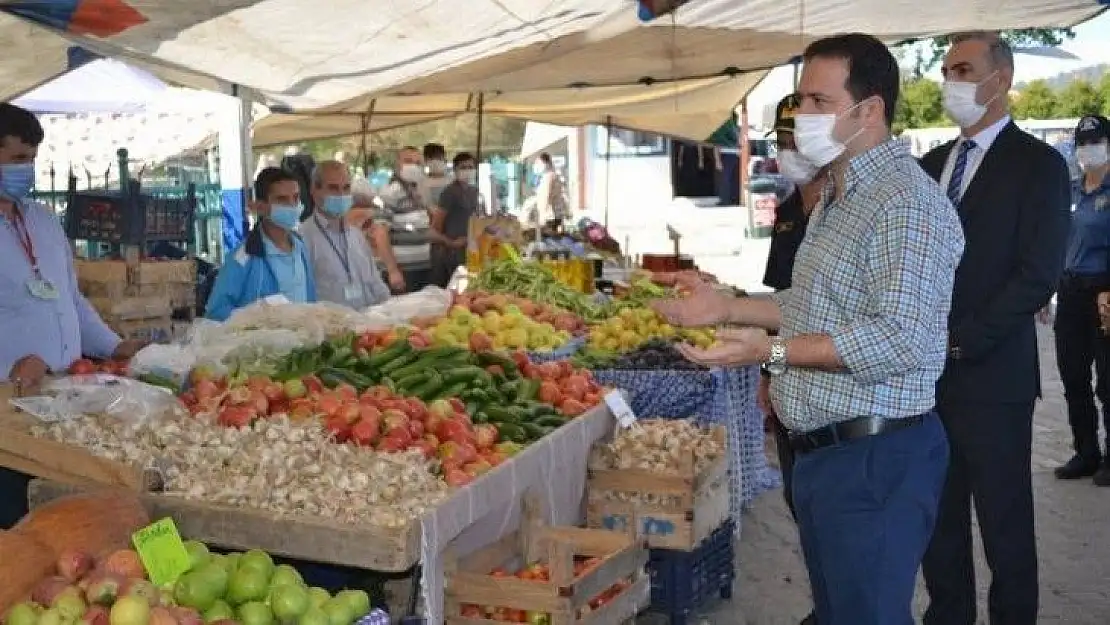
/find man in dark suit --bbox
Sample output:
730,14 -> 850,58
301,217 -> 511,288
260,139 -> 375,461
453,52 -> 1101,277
918,32 -> 1071,625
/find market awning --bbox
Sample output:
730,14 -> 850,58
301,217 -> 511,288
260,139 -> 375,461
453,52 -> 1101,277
249,74 -> 768,148
1,1 -> 1104,110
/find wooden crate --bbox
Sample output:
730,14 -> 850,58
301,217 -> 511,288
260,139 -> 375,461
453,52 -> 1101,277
585,428 -> 729,551
76,259 -> 194,299
129,260 -> 195,285
444,499 -> 649,625
88,295 -> 172,321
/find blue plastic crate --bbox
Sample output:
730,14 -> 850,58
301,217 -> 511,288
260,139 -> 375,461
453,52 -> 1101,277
647,519 -> 735,625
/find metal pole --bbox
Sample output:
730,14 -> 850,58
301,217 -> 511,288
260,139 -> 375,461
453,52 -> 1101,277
475,93 -> 486,162
603,116 -> 613,228
739,101 -> 749,209
359,99 -> 377,174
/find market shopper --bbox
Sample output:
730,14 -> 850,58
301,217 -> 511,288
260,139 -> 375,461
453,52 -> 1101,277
205,167 -> 318,321
0,103 -> 145,527
375,146 -> 432,292
429,152 -> 481,287
653,33 -> 964,625
918,32 -> 1071,625
299,160 -> 390,309
1050,115 -> 1110,484
759,92 -> 827,625
533,152 -> 568,227
422,142 -> 452,210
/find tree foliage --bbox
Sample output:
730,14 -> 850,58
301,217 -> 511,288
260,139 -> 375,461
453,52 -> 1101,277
900,28 -> 1076,78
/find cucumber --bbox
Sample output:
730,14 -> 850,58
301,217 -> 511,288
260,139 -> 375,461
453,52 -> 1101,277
411,371 -> 444,400
367,341 -> 411,368
390,361 -> 434,381
520,422 -> 549,441
431,352 -> 475,369
395,371 -> 431,392
485,406 -> 521,423
494,423 -> 527,443
516,378 -> 541,402
378,351 -> 420,375
535,415 -> 566,428
461,388 -> 488,403
442,366 -> 490,386
435,381 -> 470,400
477,351 -> 519,376
472,410 -> 491,423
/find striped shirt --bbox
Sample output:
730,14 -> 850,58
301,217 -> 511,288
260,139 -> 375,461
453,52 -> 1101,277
769,140 -> 965,432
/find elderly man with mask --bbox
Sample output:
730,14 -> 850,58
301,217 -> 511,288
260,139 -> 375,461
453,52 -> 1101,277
299,161 -> 390,309
374,146 -> 433,292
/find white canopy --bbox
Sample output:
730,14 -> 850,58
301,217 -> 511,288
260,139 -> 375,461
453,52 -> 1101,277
1,0 -> 1104,143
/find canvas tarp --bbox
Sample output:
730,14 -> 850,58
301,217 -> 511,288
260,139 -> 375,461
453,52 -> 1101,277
0,1 -> 1105,139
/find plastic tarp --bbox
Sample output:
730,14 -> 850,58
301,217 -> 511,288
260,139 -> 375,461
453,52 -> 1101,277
0,0 -> 1104,139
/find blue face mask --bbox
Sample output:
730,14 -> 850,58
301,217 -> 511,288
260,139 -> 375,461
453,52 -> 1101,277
267,203 -> 302,231
0,163 -> 35,201
321,194 -> 353,217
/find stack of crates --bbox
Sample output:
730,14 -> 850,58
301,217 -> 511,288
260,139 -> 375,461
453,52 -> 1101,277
584,426 -> 734,624
76,253 -> 196,344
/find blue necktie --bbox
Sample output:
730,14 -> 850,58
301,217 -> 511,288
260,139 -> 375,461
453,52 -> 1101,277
946,139 -> 976,206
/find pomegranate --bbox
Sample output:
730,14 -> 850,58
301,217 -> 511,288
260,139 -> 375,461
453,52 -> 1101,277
57,549 -> 94,582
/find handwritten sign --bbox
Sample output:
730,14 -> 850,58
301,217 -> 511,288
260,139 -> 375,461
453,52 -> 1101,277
604,389 -> 637,428
131,517 -> 190,586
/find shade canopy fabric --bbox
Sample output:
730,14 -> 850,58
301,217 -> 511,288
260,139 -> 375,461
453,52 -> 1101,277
13,58 -> 167,114
0,1 -> 1104,137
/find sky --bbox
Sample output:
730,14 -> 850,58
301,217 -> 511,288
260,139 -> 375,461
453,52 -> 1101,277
745,11 -> 1110,128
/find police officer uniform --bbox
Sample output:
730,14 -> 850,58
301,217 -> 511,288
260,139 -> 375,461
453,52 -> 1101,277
1054,115 -> 1110,483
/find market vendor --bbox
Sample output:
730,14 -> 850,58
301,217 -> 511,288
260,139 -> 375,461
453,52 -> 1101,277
429,152 -> 481,287
204,167 -> 317,321
299,160 -> 390,309
0,103 -> 145,527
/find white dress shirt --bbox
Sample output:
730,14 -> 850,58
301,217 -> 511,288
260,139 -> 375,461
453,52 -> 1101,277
940,115 -> 1011,198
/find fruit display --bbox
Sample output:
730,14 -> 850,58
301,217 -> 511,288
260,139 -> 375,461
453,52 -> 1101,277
32,416 -> 451,528
458,559 -> 631,623
452,291 -> 586,335
1,543 -> 374,625
572,338 -> 708,371
586,308 -> 714,353
426,306 -> 572,353
468,258 -> 610,322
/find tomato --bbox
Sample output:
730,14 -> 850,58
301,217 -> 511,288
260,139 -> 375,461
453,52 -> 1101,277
68,359 -> 97,375
537,381 -> 563,405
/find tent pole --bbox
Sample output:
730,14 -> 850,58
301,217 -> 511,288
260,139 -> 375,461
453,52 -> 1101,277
475,93 -> 486,162
603,116 -> 613,228
359,99 -> 377,174
739,99 -> 749,208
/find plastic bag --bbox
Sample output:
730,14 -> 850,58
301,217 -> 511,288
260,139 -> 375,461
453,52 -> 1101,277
10,374 -> 183,424
129,344 -> 196,386
366,286 -> 454,324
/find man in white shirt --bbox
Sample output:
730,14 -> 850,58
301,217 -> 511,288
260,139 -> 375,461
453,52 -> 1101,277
299,161 -> 390,309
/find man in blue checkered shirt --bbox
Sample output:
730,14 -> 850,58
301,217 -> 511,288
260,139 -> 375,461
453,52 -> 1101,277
655,33 -> 964,625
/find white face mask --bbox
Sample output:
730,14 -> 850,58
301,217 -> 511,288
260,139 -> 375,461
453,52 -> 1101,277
794,103 -> 866,168
1077,143 -> 1109,170
777,149 -> 820,184
942,72 -> 999,129
400,163 -> 423,182
427,160 -> 446,175
457,169 -> 477,185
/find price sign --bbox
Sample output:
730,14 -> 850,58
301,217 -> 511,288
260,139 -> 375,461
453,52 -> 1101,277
604,389 -> 637,428
131,517 -> 190,586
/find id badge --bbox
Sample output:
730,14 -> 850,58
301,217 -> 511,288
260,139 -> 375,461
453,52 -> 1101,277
343,283 -> 364,304
27,278 -> 59,300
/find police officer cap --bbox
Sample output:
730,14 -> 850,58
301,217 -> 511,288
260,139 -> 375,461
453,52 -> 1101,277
767,93 -> 802,137
1075,115 -> 1110,144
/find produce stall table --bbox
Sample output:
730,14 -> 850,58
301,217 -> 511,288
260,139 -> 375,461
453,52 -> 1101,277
0,383 -> 615,625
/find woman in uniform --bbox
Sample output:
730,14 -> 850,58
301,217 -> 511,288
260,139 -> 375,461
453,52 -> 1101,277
759,93 -> 828,625
1055,115 -> 1110,485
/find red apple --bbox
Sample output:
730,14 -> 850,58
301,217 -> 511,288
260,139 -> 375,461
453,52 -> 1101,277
435,418 -> 472,443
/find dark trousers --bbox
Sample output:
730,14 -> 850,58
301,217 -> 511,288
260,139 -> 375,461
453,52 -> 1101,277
429,246 -> 464,289
1053,278 -> 1110,459
793,412 -> 948,625
922,401 -> 1038,625
0,466 -> 31,529
772,417 -> 798,519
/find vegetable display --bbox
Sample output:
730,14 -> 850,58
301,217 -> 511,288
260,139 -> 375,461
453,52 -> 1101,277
586,309 -> 714,354
1,542 -> 375,625
573,338 -> 708,371
459,558 -> 631,623
468,260 -> 609,322
453,291 -> 586,335
425,306 -> 572,353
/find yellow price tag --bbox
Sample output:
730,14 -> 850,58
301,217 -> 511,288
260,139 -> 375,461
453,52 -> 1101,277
131,517 -> 191,586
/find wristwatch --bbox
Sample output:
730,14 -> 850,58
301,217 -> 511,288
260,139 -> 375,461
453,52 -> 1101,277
762,336 -> 789,376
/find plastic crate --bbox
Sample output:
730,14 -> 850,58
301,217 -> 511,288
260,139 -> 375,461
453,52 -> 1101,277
64,178 -> 196,245
647,519 -> 735,625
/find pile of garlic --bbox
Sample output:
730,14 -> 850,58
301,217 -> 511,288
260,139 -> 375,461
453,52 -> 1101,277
32,415 -> 450,529
590,419 -> 725,507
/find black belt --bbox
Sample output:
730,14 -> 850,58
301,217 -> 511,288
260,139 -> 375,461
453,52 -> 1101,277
1060,273 -> 1110,291
789,413 -> 927,454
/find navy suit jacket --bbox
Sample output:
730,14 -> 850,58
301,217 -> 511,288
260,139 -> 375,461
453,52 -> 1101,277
919,122 -> 1070,404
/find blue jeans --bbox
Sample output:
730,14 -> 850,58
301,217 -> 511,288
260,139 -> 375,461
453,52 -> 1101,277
792,412 -> 949,625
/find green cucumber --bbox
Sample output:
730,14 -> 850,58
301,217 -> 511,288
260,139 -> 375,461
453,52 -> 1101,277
395,371 -> 431,392
494,423 -> 527,443
411,371 -> 444,400
442,366 -> 490,386
485,406 -> 521,423
520,423 -> 549,441
471,410 -> 491,423
435,381 -> 470,400
390,361 -> 434,381
367,341 -> 412,368
378,351 -> 420,375
516,379 -> 541,402
535,415 -> 566,428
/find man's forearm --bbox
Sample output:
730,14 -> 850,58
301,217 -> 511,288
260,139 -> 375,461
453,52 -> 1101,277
785,333 -> 845,371
724,295 -> 782,331
371,225 -> 403,275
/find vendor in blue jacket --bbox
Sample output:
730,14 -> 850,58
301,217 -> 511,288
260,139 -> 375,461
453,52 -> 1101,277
205,167 -> 317,321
